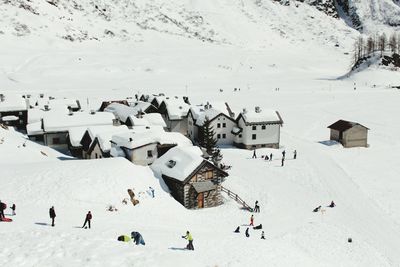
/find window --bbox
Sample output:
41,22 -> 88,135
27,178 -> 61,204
52,137 -> 60,144
95,153 -> 98,159
252,125 -> 257,130
147,150 -> 153,158
205,170 -> 213,179
217,123 -> 221,128
262,125 -> 266,130
217,134 -> 221,139
222,134 -> 226,139
252,134 -> 256,140
223,123 -> 226,128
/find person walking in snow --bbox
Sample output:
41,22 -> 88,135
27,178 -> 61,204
282,150 -> 286,159
252,149 -> 257,159
182,231 -> 194,250
82,211 -> 92,229
261,231 -> 265,240
269,153 -> 273,161
11,204 -> 16,216
328,201 -> 336,208
281,157 -> 285,167
250,214 -> 254,226
149,187 -> 155,198
264,154 -> 269,161
245,227 -> 250,238
49,206 -> 56,227
0,200 -> 6,220
234,226 -> 240,233
293,150 -> 297,160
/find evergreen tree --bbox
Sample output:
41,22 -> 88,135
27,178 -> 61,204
199,116 -> 217,154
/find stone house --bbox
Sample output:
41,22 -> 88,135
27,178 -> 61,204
151,146 -> 228,209
327,120 -> 369,148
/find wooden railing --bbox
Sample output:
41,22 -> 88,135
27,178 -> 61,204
221,186 -> 253,212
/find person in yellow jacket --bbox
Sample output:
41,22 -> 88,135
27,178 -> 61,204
182,231 -> 194,250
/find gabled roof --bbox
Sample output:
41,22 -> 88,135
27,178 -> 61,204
151,146 -> 228,184
0,94 -> 27,112
328,120 -> 369,131
237,108 -> 283,125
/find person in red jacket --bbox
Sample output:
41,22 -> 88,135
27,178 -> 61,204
82,211 -> 92,229
250,214 -> 254,226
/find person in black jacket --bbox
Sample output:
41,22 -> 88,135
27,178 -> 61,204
0,200 -> 6,220
82,211 -> 92,229
11,204 -> 16,216
49,206 -> 56,227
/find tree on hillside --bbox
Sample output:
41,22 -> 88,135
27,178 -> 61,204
378,33 -> 387,55
389,33 -> 397,53
366,36 -> 375,55
199,116 -> 217,154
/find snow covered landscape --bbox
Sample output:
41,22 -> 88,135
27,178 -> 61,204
1,0 -> 400,266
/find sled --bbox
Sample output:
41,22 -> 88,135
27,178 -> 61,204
1,218 -> 12,222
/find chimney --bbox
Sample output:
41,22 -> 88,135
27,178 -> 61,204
183,96 -> 190,105
0,94 -> 4,102
242,108 -> 247,114
40,93 -> 44,98
255,106 -> 261,113
225,102 -> 235,118
174,96 -> 178,99
44,105 -> 50,111
112,118 -> 120,126
68,110 -> 73,116
129,137 -> 133,142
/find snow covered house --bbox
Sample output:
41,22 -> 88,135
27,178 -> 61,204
110,128 -> 192,166
233,107 -> 283,149
328,120 -> 369,148
128,101 -> 158,114
187,102 -> 237,146
81,125 -> 130,159
0,94 -> 28,130
158,97 -> 190,135
125,113 -> 167,129
39,111 -> 116,150
98,100 -> 129,111
151,146 -> 228,209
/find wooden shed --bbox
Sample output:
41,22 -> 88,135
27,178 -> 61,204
328,120 -> 369,148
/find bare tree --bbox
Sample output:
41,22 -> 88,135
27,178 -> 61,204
388,33 -> 397,53
366,36 -> 375,55
378,33 -> 387,55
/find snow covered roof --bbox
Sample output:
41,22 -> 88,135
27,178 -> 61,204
1,115 -> 19,121
189,102 -> 235,126
43,111 -> 115,132
162,97 -> 190,120
90,125 -> 130,152
0,94 -> 27,112
128,101 -> 153,113
26,121 -> 43,135
128,116 -> 151,127
151,146 -> 204,182
28,106 -> 69,124
104,103 -> 138,122
142,113 -> 167,128
68,125 -> 129,147
112,129 -> 192,150
239,107 -> 283,124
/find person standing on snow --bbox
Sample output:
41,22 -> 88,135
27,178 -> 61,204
49,206 -> 56,227
293,150 -> 297,159
329,201 -> 336,208
250,214 -> 254,226
282,150 -> 286,159
11,204 -> 16,216
252,149 -> 257,159
261,231 -> 265,239
182,231 -> 194,250
254,201 -> 260,213
0,200 -> 6,220
245,227 -> 250,238
269,153 -> 273,161
281,157 -> 285,167
149,187 -> 155,198
82,211 -> 92,229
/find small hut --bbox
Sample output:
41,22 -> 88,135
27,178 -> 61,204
327,120 -> 369,148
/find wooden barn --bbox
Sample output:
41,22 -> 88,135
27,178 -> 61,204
328,120 -> 369,148
151,146 -> 228,209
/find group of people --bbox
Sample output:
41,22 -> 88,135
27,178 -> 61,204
0,200 -> 16,220
234,214 -> 265,240
252,149 -> 297,167
313,201 -> 336,212
48,206 -> 92,228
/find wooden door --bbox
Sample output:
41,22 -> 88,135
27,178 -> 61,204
197,193 -> 204,208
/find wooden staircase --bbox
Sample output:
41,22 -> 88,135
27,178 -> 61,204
221,186 -> 253,212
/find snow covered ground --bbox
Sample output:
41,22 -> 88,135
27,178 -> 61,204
1,0 -> 400,266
